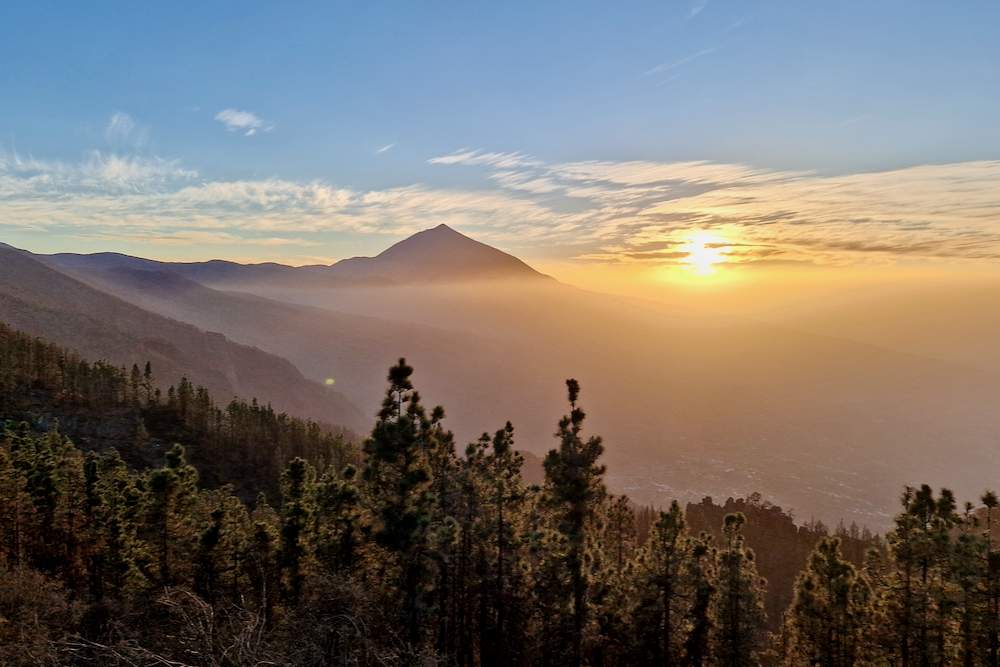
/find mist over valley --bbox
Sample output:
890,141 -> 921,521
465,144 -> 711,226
4,225 -> 991,529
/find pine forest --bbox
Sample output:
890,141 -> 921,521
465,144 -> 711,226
2,321 -> 1000,667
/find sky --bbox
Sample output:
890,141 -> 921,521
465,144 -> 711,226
2,0 -> 1000,299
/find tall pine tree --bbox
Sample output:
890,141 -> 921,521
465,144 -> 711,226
542,379 -> 607,667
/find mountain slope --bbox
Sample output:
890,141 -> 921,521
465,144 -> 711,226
64,265 -> 505,415
0,246 -> 366,431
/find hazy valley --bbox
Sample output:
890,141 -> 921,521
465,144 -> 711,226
1,225 -> 993,528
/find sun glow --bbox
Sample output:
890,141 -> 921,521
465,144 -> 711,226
681,232 -> 729,275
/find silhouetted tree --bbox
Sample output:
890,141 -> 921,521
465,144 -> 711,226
714,513 -> 766,667
784,537 -> 870,667
542,379 -> 607,667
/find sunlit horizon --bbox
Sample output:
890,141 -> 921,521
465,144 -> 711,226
2,0 -> 1000,330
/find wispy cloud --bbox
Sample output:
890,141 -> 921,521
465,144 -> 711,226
377,143 -> 396,154
105,112 -> 149,150
0,151 -> 197,195
688,0 -> 708,19
429,149 -> 1000,268
72,229 -> 319,247
643,48 -> 717,76
214,109 -> 274,136
0,150 -> 567,250
428,149 -> 543,170
835,114 -> 875,127
4,145 -> 1000,269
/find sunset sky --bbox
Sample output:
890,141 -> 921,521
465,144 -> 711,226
2,1 -> 1000,299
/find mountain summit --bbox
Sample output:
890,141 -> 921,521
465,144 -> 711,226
305,224 -> 551,283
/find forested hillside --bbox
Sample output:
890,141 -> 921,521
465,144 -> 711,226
1,323 -> 998,666
0,322 -> 356,503
0,245 -> 366,431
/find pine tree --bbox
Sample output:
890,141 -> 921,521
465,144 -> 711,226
279,457 -> 316,606
0,424 -> 32,569
141,443 -> 198,588
484,423 -> 531,667
983,490 -> 1000,667
589,495 -> 636,667
714,513 -> 766,667
142,361 -> 155,406
193,487 -> 250,605
785,537 -> 870,667
950,500 -> 987,667
247,493 -> 280,626
681,535 -> 716,667
362,359 -> 448,648
631,501 -> 689,667
424,403 -> 459,656
875,485 -> 961,667
453,423 -> 531,666
315,464 -> 365,575
542,379 -> 607,667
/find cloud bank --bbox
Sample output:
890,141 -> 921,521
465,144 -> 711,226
2,145 -> 999,267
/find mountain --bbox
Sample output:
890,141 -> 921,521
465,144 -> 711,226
0,246 -> 367,432
44,225 -> 549,287
302,224 -> 551,283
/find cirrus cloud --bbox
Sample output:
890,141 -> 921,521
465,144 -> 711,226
105,112 -> 149,150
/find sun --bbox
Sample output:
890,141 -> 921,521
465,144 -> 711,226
681,232 -> 728,275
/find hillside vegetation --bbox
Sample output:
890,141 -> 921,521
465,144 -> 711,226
2,323 -> 997,666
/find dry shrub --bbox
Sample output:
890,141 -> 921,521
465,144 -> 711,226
0,566 -> 78,666
65,587 -> 276,667
49,578 -> 446,666
268,573 -> 447,667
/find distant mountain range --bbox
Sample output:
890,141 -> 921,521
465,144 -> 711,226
6,226 -> 1000,527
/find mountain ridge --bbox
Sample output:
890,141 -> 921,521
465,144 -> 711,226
0,246 -> 367,432
43,224 -> 551,286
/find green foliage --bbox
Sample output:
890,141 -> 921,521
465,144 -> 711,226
15,322 -> 1000,667
279,457 -> 316,605
541,379 -> 607,666
362,358 -> 450,647
0,321 -> 357,505
141,443 -> 199,587
784,537 -> 870,667
715,512 -> 767,667
630,500 -> 710,666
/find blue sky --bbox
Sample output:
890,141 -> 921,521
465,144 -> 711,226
2,1 -> 1000,274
